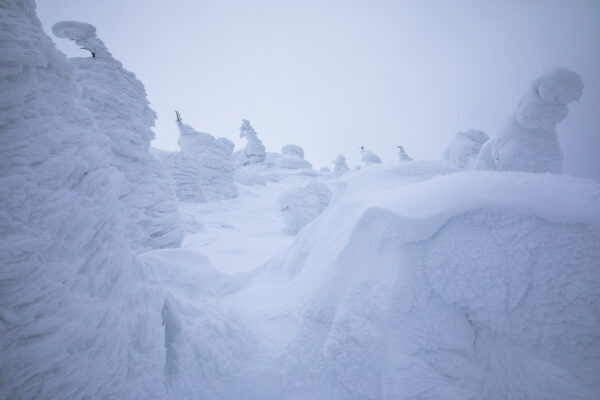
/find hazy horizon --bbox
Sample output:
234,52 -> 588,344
37,0 -> 600,178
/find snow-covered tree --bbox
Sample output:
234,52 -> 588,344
360,146 -> 382,164
476,67 -> 583,173
0,3 -> 165,398
52,21 -> 183,251
278,144 -> 313,169
443,130 -> 489,169
396,145 -> 413,162
332,154 -> 350,176
239,119 -> 266,165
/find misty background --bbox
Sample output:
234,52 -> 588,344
37,0 -> 600,179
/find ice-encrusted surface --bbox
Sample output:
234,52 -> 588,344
476,67 -> 584,173
52,20 -> 183,251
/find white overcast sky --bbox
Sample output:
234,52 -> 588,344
37,0 -> 600,179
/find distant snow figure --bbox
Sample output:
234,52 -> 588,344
476,67 -> 584,173
53,21 -> 183,251
332,154 -> 350,176
159,112 -> 237,202
239,119 -> 266,165
396,145 -> 413,162
320,167 -> 331,173
360,146 -> 382,164
278,182 -> 333,234
443,130 -> 489,169
278,144 -> 313,169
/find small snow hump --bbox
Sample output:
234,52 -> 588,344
396,145 -> 413,162
476,67 -> 584,174
360,146 -> 382,164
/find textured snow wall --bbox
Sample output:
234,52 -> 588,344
0,2 -> 166,398
278,182 -> 333,233
444,129 -> 489,169
269,163 -> 600,399
332,154 -> 350,176
52,21 -> 183,251
476,67 -> 583,173
176,118 -> 237,201
157,149 -> 206,203
397,145 -> 413,162
239,119 -> 266,165
278,144 -> 313,169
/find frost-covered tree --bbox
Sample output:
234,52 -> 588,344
52,21 -> 183,251
396,145 -> 413,162
0,2 -> 165,398
443,130 -> 489,169
332,154 -> 350,176
278,144 -> 313,169
175,113 -> 237,201
476,67 -> 583,173
360,146 -> 382,164
239,119 -> 266,165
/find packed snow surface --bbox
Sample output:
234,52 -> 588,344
2,2 -> 599,399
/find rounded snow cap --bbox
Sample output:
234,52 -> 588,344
52,21 -> 111,59
533,67 -> 583,105
334,155 -> 346,164
282,144 -> 304,159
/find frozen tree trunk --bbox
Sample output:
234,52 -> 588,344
52,20 -> 184,252
476,67 -> 583,173
0,2 -> 165,398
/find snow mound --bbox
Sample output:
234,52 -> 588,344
476,67 -> 584,173
52,20 -> 183,251
263,163 -> 600,399
361,147 -> 382,164
332,154 -> 350,176
238,119 -> 266,166
1,3 -> 165,398
444,129 -> 489,169
278,181 -> 333,233
278,144 -> 313,170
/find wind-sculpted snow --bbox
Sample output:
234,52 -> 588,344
52,20 -> 183,251
444,129 -> 489,169
396,145 -> 413,162
332,154 -> 350,176
262,163 -> 600,399
476,67 -> 583,173
278,144 -> 313,170
0,2 -> 165,398
361,147 -> 382,164
278,181 -> 333,233
239,119 -> 266,165
158,117 -> 237,203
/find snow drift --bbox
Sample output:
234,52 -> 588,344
0,2 -> 165,398
52,20 -> 183,251
476,67 -> 583,173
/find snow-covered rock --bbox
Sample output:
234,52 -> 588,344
476,67 -> 583,173
396,145 -> 413,161
278,182 -> 333,233
444,129 -> 489,169
0,2 -> 165,398
52,20 -> 183,251
360,146 -> 381,164
278,144 -> 313,170
332,154 -> 350,176
239,119 -> 266,166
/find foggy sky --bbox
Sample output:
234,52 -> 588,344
37,0 -> 600,179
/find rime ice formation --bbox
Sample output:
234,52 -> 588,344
239,119 -> 266,166
396,145 -> 413,161
278,144 -> 313,169
332,154 -> 350,175
157,113 -> 236,203
0,2 -> 165,399
278,182 -> 333,233
52,21 -> 183,251
444,129 -> 489,169
360,146 -> 382,164
476,67 -> 584,173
